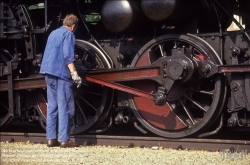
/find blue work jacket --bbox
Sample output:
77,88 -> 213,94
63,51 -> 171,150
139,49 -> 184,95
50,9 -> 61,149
40,26 -> 75,81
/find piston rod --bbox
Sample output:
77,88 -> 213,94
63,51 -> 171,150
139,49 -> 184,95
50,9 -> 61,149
86,76 -> 154,100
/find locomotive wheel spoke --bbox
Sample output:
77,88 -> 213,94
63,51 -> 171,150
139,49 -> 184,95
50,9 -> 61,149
191,89 -> 214,96
78,95 -> 98,112
179,100 -> 195,125
130,34 -> 226,138
0,102 -> 8,110
159,44 -> 164,57
0,93 -> 11,126
81,90 -> 102,96
75,100 -> 88,122
184,94 -> 208,112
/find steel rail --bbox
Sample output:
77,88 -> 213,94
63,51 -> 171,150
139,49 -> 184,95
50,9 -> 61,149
1,132 -> 249,152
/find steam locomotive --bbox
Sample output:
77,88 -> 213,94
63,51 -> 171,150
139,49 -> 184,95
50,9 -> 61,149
0,0 -> 250,138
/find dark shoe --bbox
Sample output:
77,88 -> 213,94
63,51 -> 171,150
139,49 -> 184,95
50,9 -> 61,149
47,139 -> 60,147
60,140 -> 80,148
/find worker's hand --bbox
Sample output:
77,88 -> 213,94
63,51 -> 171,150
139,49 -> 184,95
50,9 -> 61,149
71,71 -> 82,88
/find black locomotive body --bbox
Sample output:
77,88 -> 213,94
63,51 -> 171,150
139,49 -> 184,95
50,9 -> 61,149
0,0 -> 250,138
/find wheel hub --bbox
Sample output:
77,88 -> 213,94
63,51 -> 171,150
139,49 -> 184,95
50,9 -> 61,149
166,59 -> 188,80
153,54 -> 197,105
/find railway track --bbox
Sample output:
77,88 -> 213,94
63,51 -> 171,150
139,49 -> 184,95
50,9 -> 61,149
1,132 -> 250,152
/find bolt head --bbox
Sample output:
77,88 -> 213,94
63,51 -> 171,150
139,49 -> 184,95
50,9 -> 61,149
201,64 -> 211,73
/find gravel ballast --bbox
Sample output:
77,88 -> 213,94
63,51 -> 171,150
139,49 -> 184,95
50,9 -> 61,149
0,141 -> 249,165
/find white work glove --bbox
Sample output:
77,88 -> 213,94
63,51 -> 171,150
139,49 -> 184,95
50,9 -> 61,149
71,71 -> 82,88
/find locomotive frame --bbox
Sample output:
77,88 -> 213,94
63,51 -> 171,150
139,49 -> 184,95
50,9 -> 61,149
0,0 -> 250,138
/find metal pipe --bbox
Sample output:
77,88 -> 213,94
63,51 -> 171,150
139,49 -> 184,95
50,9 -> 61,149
40,119 -> 46,130
0,2 -> 4,39
198,114 -> 223,138
89,115 -> 113,133
211,1 -> 223,60
44,0 -> 47,28
134,122 -> 147,134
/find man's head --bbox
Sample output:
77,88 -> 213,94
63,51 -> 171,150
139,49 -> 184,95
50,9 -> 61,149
63,14 -> 79,33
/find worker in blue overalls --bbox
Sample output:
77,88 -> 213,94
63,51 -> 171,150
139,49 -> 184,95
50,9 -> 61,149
40,14 -> 81,148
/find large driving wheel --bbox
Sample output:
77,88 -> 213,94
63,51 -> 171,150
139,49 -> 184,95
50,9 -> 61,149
36,40 -> 113,134
130,34 -> 226,138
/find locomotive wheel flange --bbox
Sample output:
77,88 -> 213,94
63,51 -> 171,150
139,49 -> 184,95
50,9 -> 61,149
129,34 -> 227,138
36,40 -> 114,134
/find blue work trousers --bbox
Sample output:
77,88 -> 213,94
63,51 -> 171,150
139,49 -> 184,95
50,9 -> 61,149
45,74 -> 74,142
